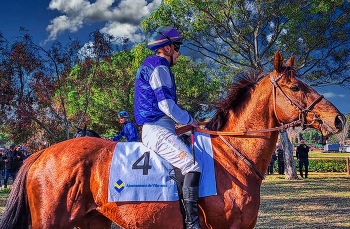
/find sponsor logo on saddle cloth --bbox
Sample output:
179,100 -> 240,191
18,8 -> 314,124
108,132 -> 217,202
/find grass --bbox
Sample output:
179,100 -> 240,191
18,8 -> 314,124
0,187 -> 10,217
257,172 -> 350,229
1,161 -> 349,228
309,151 -> 350,158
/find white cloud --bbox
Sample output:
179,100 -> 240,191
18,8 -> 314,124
46,15 -> 84,41
45,0 -> 162,43
100,22 -> 143,42
322,92 -> 345,98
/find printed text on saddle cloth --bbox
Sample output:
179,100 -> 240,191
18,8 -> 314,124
108,132 -> 217,202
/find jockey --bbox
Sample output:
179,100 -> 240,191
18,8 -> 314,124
134,26 -> 201,229
111,110 -> 139,142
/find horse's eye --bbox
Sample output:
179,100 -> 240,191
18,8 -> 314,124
290,85 -> 299,92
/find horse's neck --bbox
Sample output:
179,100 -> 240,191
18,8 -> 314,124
215,78 -> 279,177
226,79 -> 277,132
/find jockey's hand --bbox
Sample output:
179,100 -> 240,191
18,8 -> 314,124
191,120 -> 199,128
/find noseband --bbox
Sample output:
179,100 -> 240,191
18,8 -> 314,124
270,72 -> 324,129
176,72 -> 325,181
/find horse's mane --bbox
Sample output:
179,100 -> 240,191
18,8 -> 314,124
206,71 -> 264,131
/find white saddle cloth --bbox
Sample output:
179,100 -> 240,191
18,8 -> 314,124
108,132 -> 217,202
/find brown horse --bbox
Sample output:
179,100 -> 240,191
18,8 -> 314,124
0,51 -> 345,229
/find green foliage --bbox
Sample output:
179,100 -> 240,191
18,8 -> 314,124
61,50 -> 137,136
295,158 -> 347,172
2,2 -> 349,149
61,44 -> 222,135
0,131 -> 10,145
301,129 -> 322,144
142,0 -> 350,87
0,187 -> 11,194
172,55 -> 223,119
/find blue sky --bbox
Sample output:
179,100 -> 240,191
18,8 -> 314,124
1,0 -> 349,114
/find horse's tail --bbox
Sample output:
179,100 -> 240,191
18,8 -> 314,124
0,149 -> 45,229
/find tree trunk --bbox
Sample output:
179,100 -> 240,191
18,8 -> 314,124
279,131 -> 298,180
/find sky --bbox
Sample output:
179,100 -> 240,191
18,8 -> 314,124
0,0 -> 349,114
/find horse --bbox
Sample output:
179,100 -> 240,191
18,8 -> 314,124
75,125 -> 101,138
0,51 -> 345,229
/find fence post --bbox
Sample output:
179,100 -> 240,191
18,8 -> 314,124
347,157 -> 350,175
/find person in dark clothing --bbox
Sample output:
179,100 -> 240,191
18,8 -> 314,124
111,110 -> 139,142
0,147 -> 6,187
267,152 -> 277,175
3,144 -> 24,188
296,140 -> 309,178
276,145 -> 285,175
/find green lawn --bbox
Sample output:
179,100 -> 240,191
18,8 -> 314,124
257,172 -> 350,229
1,157 -> 349,229
309,150 -> 350,158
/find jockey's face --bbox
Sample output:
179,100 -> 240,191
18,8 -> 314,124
171,43 -> 181,65
119,117 -> 127,124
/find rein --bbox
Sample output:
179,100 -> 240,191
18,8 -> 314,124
219,135 -> 265,180
176,120 -> 301,136
175,72 -> 324,181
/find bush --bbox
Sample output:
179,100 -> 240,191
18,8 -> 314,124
295,158 -> 347,172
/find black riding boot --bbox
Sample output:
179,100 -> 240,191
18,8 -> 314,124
182,171 -> 201,229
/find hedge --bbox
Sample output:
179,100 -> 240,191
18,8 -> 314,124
295,158 -> 347,172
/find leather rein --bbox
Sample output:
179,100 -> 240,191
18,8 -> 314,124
176,72 -> 324,180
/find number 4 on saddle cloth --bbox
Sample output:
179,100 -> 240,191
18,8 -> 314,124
108,132 -> 217,202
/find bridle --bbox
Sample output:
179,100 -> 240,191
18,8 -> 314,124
177,71 -> 325,137
270,71 -> 324,130
176,70 -> 325,180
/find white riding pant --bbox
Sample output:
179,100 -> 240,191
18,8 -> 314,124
142,116 -> 200,175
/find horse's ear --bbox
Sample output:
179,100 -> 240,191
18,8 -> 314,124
286,53 -> 295,67
273,50 -> 283,73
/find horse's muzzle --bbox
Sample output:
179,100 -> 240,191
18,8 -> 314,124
335,114 -> 346,132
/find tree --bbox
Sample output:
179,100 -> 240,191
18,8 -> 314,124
142,0 -> 350,179
0,28 -> 65,146
0,29 -> 118,149
0,26 -> 222,149
63,43 -> 223,137
0,129 -> 10,145
301,129 -> 322,144
144,0 -> 350,87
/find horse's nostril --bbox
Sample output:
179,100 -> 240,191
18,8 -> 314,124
335,114 -> 346,131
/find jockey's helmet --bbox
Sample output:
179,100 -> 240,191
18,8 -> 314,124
147,26 -> 183,52
117,110 -> 129,118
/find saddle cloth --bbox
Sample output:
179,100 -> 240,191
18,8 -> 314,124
108,132 -> 217,202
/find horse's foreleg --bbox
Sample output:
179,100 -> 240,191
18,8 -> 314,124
74,212 -> 112,229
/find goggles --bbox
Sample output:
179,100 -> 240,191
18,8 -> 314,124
173,42 -> 181,52
157,31 -> 181,52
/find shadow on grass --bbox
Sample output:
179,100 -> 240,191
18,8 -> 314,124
256,173 -> 350,229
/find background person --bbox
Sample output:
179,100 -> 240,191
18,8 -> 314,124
276,144 -> 285,175
267,152 -> 277,175
0,146 -> 6,188
133,25 -> 201,229
3,144 -> 24,188
111,110 -> 139,142
296,140 -> 310,178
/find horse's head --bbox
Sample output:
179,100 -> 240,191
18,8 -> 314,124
270,50 -> 346,137
75,125 -> 101,138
